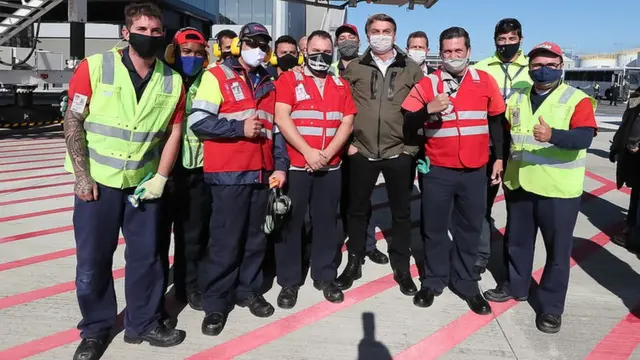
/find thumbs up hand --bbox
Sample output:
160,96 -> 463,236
533,116 -> 552,143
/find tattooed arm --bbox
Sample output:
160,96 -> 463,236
64,60 -> 98,201
64,107 -> 98,201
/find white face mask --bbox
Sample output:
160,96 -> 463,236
408,49 -> 427,64
369,35 -> 394,54
443,57 -> 469,74
241,47 -> 266,68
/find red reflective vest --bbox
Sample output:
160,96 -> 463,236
420,68 -> 492,168
284,71 -> 347,168
203,64 -> 275,174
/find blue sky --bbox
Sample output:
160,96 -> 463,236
345,0 -> 640,60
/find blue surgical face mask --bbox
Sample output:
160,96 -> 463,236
179,55 -> 205,76
529,66 -> 563,87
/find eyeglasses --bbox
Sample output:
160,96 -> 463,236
530,62 -> 562,70
244,38 -> 270,52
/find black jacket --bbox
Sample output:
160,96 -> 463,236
610,89 -> 640,188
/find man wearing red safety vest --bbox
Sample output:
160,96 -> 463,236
188,22 -> 289,336
402,27 -> 506,315
273,30 -> 356,309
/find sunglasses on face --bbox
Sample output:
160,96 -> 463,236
244,38 -> 270,52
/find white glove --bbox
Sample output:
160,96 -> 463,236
135,174 -> 168,200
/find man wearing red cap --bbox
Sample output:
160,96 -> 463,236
484,41 -> 597,334
189,22 -> 289,336
157,27 -> 211,319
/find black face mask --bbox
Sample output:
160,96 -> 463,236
496,43 -> 520,62
221,51 -> 232,60
128,32 -> 165,59
277,53 -> 298,71
306,52 -> 333,74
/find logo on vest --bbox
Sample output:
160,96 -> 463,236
231,82 -> 245,101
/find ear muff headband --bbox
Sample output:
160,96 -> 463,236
164,27 -> 210,68
269,52 -> 305,66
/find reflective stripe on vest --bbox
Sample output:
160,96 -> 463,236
64,49 -> 181,188
182,73 -> 205,169
503,83 -> 595,198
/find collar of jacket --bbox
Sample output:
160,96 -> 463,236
630,93 -> 640,109
222,56 -> 272,80
360,45 -> 407,68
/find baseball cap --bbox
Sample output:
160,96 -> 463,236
528,41 -> 563,58
240,22 -> 272,42
174,28 -> 209,47
335,24 -> 359,38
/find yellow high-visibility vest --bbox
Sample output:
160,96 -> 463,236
473,51 -> 532,100
64,48 -> 183,188
181,72 -> 204,169
503,83 -> 597,198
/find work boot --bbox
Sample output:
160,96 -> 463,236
73,336 -> 107,360
335,253 -> 362,290
313,281 -> 344,303
536,313 -> 562,334
237,294 -> 275,318
366,248 -> 389,265
123,324 -> 186,347
202,312 -> 227,336
277,287 -> 299,309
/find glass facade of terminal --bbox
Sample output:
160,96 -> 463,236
217,0 -> 274,26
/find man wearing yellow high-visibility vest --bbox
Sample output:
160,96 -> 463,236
483,42 -> 597,334
63,3 -> 187,359
473,18 -> 533,275
157,27 -> 211,323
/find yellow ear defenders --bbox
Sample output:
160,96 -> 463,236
164,27 -> 211,68
230,36 -> 273,62
269,52 -> 304,67
212,42 -> 222,58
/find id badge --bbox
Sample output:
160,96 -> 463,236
295,83 -> 310,102
231,82 -> 245,101
512,107 -> 520,127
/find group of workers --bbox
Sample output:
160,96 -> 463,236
62,2 -> 598,359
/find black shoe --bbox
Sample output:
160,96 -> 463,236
237,294 -> 275,318
335,253 -> 363,290
393,272 -> 418,296
73,337 -> 107,360
201,312 -> 227,336
313,281 -> 344,303
483,286 -> 528,303
186,290 -> 203,311
473,264 -> 486,275
162,315 -> 177,330
123,324 -> 186,347
536,313 -> 562,334
413,288 -> 436,308
465,294 -> 492,315
610,234 -> 629,248
277,287 -> 299,309
366,248 -> 389,264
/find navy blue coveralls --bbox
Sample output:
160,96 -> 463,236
190,57 -> 289,315
74,49 -> 165,338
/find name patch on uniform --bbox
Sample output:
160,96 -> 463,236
512,107 -> 520,127
70,93 -> 88,114
295,83 -> 310,102
231,82 -> 245,101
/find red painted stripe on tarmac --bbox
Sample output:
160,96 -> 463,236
585,302 -> 640,360
0,172 -> 68,183
0,192 -> 72,206
0,225 -> 74,244
0,165 -> 62,174
0,146 -> 66,154
586,170 -> 632,195
0,238 -> 125,272
0,140 -> 63,149
0,181 -> 73,194
0,157 -> 65,166
0,206 -> 73,223
393,185 -> 621,360
0,151 -> 66,159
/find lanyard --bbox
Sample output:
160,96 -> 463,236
499,63 -> 526,100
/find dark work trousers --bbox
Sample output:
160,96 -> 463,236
504,188 -> 581,315
420,166 -> 486,297
200,184 -> 269,315
477,153 -> 504,268
339,157 -> 377,250
627,186 -> 639,228
347,153 -> 413,273
74,183 -> 163,338
158,167 -> 212,297
276,170 -> 342,287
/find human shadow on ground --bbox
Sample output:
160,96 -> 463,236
587,148 -> 611,160
357,312 -> 392,360
574,238 -> 640,318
